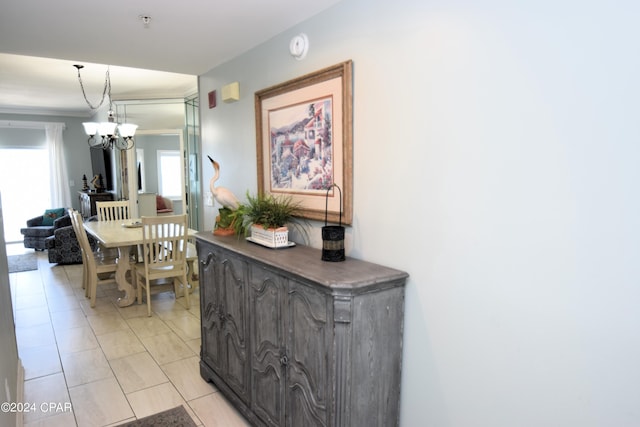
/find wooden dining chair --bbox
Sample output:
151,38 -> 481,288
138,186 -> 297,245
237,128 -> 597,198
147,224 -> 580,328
134,214 -> 190,316
185,241 -> 199,292
95,200 -> 132,258
68,209 -> 89,296
70,210 -> 118,307
96,200 -> 131,222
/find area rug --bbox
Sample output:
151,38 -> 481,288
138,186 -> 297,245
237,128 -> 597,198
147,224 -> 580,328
7,253 -> 38,273
116,406 -> 196,427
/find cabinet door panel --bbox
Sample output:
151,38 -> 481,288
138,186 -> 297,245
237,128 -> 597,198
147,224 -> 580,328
199,247 -> 223,374
287,282 -> 331,427
220,255 -> 250,402
289,387 -> 327,427
250,266 -> 286,427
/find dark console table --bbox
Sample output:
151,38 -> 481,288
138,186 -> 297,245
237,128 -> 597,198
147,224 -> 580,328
78,191 -> 113,218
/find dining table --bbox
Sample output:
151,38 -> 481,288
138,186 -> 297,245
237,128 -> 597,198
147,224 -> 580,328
83,218 -> 197,307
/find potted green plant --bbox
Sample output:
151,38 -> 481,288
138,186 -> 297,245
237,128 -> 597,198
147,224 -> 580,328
234,192 -> 307,248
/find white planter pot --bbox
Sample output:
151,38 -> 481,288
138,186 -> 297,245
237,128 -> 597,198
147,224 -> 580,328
249,225 -> 289,248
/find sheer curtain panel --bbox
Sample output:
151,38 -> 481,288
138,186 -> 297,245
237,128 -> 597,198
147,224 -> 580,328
46,123 -> 71,208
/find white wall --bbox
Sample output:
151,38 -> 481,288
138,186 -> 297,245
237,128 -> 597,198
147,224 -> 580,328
199,0 -> 640,425
0,194 -> 19,427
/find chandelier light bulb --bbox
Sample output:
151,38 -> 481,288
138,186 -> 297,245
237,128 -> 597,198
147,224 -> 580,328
118,123 -> 138,138
82,122 -> 99,136
98,122 -> 118,137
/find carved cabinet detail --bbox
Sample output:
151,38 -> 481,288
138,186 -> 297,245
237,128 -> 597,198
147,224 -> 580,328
196,233 -> 408,427
200,248 -> 250,404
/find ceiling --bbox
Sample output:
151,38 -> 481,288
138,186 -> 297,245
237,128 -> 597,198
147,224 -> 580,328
0,0 -> 343,127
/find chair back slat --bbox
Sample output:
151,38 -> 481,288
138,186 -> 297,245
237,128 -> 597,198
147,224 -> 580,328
96,200 -> 131,221
141,214 -> 188,274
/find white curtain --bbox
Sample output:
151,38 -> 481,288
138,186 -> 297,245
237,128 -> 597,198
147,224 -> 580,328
46,123 -> 71,208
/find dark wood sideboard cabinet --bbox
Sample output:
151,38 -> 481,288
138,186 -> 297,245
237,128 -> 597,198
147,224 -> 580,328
195,233 -> 409,427
78,191 -> 113,218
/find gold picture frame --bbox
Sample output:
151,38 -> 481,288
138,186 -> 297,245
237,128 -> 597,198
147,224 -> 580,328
255,60 -> 353,225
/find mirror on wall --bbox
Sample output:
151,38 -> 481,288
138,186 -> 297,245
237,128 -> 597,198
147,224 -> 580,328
134,130 -> 185,216
184,95 -> 200,230
112,98 -> 200,229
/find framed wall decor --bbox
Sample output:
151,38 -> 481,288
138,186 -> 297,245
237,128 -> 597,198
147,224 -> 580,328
255,60 -> 353,224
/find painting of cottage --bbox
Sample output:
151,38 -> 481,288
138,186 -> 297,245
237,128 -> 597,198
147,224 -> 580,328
267,96 -> 333,194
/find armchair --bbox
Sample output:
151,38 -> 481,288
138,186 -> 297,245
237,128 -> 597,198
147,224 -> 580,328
45,215 -> 98,264
20,210 -> 69,250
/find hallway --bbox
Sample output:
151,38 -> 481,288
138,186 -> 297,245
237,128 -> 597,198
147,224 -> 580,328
8,244 -> 248,427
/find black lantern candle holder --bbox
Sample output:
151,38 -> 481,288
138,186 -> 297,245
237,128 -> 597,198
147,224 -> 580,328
321,184 -> 345,262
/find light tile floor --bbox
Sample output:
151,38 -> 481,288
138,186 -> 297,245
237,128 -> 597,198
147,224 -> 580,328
7,244 -> 249,427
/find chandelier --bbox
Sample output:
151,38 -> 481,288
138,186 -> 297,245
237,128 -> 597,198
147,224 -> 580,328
73,64 -> 138,150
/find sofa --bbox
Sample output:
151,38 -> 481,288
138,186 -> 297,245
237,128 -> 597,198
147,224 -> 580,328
20,208 -> 69,250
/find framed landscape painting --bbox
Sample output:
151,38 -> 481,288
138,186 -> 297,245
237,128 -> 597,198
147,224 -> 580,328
255,60 -> 353,225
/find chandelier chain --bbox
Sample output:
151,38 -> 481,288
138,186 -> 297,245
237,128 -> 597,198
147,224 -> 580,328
76,66 -> 111,111
74,64 -> 137,150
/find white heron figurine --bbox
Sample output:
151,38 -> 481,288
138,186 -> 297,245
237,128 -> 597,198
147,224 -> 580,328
208,155 -> 240,210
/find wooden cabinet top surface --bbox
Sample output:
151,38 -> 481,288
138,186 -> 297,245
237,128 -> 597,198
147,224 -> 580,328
196,232 -> 408,292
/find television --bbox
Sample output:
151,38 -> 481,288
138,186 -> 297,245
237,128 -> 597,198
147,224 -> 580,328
89,147 -> 113,191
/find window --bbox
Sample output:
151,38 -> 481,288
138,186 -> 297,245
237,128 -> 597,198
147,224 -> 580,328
0,148 -> 50,242
157,150 -> 181,198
